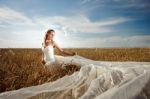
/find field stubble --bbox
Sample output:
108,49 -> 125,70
0,48 -> 150,98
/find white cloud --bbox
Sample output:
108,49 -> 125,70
0,7 -> 33,25
34,15 -> 129,35
0,6 -> 149,48
81,0 -> 91,4
113,0 -> 150,10
67,35 -> 150,48
0,6 -> 129,35
80,0 -> 103,5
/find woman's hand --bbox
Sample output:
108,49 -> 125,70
53,41 -> 77,56
71,52 -> 77,56
42,59 -> 46,65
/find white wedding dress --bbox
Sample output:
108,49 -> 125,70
42,45 -> 56,65
0,55 -> 150,99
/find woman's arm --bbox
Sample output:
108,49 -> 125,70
41,51 -> 46,64
41,43 -> 46,64
54,41 -> 77,56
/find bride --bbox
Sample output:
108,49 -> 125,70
41,29 -> 77,66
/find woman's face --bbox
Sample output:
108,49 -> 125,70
47,32 -> 55,40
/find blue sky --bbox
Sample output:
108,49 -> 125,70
0,0 -> 150,48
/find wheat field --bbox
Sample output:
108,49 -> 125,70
0,48 -> 150,98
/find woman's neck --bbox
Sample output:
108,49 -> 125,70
44,39 -> 54,48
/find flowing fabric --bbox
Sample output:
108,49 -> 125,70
0,55 -> 150,99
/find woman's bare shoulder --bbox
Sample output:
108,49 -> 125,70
52,40 -> 57,47
52,40 -> 57,45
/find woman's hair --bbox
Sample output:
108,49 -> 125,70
43,29 -> 55,47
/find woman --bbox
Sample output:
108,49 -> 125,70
41,29 -> 77,66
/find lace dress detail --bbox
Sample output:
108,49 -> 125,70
42,41 -> 55,65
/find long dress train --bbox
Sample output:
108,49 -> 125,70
0,55 -> 150,99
